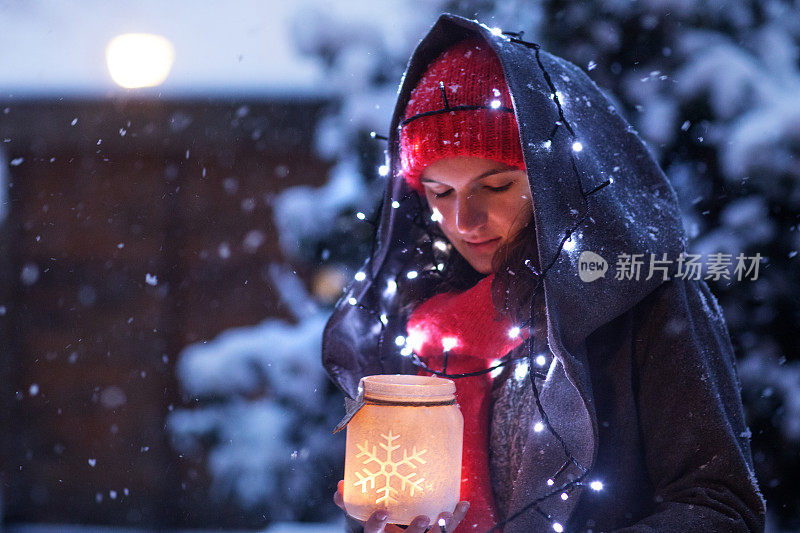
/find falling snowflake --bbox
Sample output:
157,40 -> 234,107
353,430 -> 427,505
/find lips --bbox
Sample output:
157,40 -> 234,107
464,237 -> 501,251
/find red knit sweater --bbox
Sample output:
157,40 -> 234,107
406,275 -> 524,532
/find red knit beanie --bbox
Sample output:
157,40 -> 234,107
399,37 -> 525,191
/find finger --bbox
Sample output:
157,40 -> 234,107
333,488 -> 344,511
452,501 -> 470,526
363,509 -> 389,533
403,515 -> 431,533
333,480 -> 345,511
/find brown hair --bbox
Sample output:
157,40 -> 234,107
491,220 -> 540,325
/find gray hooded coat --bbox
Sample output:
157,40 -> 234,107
322,13 -> 766,532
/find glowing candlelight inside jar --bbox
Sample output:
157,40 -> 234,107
342,375 -> 463,525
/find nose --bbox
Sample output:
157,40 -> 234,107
455,193 -> 487,234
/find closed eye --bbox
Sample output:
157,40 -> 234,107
486,182 -> 513,192
432,188 -> 453,199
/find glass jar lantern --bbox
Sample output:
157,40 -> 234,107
342,375 -> 463,525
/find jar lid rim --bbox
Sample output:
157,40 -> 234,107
361,374 -> 456,400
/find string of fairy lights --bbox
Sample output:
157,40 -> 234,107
344,26 -> 612,532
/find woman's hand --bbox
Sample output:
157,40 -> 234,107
334,480 -> 470,532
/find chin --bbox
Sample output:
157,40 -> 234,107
455,246 -> 495,274
468,259 -> 494,275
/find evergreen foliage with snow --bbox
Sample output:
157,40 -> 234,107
168,265 -> 345,522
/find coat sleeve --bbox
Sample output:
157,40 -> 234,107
614,278 -> 766,532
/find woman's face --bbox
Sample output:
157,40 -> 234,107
420,156 -> 533,274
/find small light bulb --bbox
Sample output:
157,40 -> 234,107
561,492 -> 569,500
354,272 -> 366,281
590,480 -> 604,491
400,346 -> 413,356
348,297 -> 357,306
378,165 -> 389,177
535,355 -> 547,366
514,360 -> 529,381
490,27 -> 503,36
489,358 -> 504,378
395,336 -> 406,346
437,263 -> 445,271
508,326 -> 521,338
490,99 -> 502,109
442,337 -> 458,352
406,270 -> 418,280
572,141 -> 583,152
391,200 -> 400,209
356,212 -> 366,220
380,314 -> 388,325
553,522 -> 564,532
434,240 -> 448,252
547,478 -> 554,486
534,422 -> 544,432
386,279 -> 397,295
543,140 -> 552,150
438,517 -> 447,527
407,329 -> 426,353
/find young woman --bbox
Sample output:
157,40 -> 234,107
323,14 -> 766,533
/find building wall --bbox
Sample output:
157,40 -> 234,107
0,98 -> 333,528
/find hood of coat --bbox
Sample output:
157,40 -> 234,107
322,13 -> 687,402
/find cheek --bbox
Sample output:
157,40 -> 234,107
438,212 -> 459,240
428,203 -> 455,231
491,196 -> 531,231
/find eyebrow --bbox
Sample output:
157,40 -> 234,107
420,166 -> 517,185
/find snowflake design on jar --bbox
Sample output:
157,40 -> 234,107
353,430 -> 428,505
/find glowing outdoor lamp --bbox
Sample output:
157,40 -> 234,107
341,375 -> 463,525
106,33 -> 175,89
